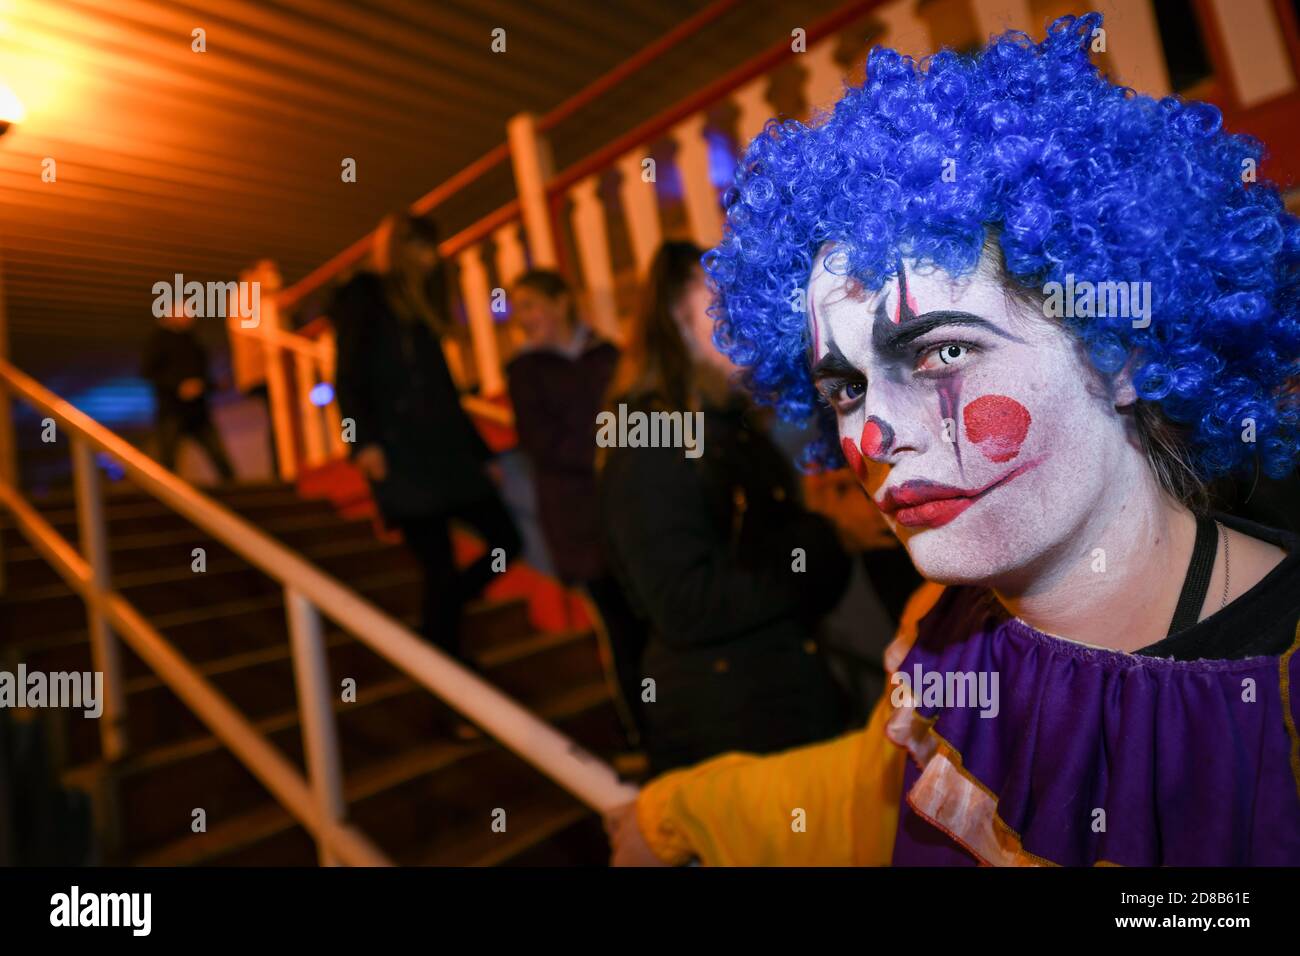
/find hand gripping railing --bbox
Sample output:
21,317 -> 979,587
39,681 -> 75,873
0,356 -> 637,866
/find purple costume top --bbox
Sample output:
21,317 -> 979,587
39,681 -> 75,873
885,584 -> 1300,866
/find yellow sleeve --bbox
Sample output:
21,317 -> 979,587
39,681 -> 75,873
634,580 -> 944,867
636,692 -> 902,865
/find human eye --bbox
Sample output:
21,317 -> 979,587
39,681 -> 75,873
916,341 -> 977,373
818,378 -> 866,413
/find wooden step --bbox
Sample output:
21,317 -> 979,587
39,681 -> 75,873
2,511 -> 379,569
0,534 -> 410,608
417,786 -> 594,866
5,481 -> 620,866
0,495 -> 338,538
124,683 -> 622,866
100,631 -> 607,854
0,514 -> 382,607
20,482 -> 309,516
0,559 -> 421,654
0,521 -> 396,595
10,589 -> 533,705
112,677 -> 455,855
45,587 -> 529,765
346,682 -> 618,858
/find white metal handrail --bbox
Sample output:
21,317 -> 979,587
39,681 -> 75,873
0,355 -> 637,866
226,319 -> 515,426
0,481 -> 389,865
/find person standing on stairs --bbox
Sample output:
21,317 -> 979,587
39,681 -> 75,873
598,241 -> 852,776
505,269 -> 648,749
331,212 -> 521,663
141,301 -> 237,483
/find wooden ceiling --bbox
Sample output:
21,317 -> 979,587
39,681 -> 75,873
0,0 -> 838,372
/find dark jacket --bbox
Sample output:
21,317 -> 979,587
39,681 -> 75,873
331,271 -> 494,523
506,329 -> 619,583
141,327 -> 213,426
598,392 -> 851,773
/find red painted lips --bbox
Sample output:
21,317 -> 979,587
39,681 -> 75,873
879,459 -> 1041,529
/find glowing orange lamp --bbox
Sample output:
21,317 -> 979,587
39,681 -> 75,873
0,80 -> 25,137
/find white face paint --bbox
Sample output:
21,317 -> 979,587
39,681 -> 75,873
807,246 -> 1137,587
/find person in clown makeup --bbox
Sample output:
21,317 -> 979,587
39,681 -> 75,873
604,13 -> 1300,866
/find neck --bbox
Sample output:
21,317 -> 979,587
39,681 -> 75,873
992,457 -> 1196,652
538,322 -> 580,349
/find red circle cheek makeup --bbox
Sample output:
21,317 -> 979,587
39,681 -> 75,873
963,394 -> 1031,463
841,436 -> 866,480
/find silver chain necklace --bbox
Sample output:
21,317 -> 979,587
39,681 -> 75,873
1216,521 -> 1230,609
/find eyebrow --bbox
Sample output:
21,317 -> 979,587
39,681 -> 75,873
873,309 -> 1026,353
811,338 -> 861,384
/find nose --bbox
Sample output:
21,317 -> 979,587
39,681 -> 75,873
859,416 -> 895,460
843,377 -> 936,476
841,415 -> 897,481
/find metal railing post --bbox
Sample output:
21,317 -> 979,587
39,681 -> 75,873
0,379 -> 9,595
0,253 -> 14,596
250,261 -> 297,482
0,415 -> 8,595
285,587 -> 347,867
506,112 -> 559,268
294,349 -> 327,468
456,244 -> 506,397
71,436 -> 128,761
0,482 -> 7,596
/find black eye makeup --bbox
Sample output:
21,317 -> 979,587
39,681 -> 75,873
874,310 -> 1027,357
810,302 -> 1023,415
811,337 -> 866,413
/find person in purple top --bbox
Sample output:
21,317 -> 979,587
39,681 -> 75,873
506,269 -> 647,747
606,13 -> 1300,866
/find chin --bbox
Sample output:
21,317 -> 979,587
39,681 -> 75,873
898,505 -> 1045,588
905,540 -> 1008,586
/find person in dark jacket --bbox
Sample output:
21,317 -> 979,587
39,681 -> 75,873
506,269 -> 646,746
598,241 -> 851,774
331,212 -> 520,661
141,304 -> 235,481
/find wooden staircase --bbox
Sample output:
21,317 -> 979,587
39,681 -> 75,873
0,482 -> 627,865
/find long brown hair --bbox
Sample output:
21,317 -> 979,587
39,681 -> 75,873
374,211 -> 447,331
606,240 -> 704,410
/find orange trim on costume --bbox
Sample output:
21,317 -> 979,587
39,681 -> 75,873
1280,619 -> 1300,806
886,658 -> 1120,867
893,708 -> 1126,866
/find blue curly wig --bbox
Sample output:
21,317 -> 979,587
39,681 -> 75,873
705,12 -> 1300,484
